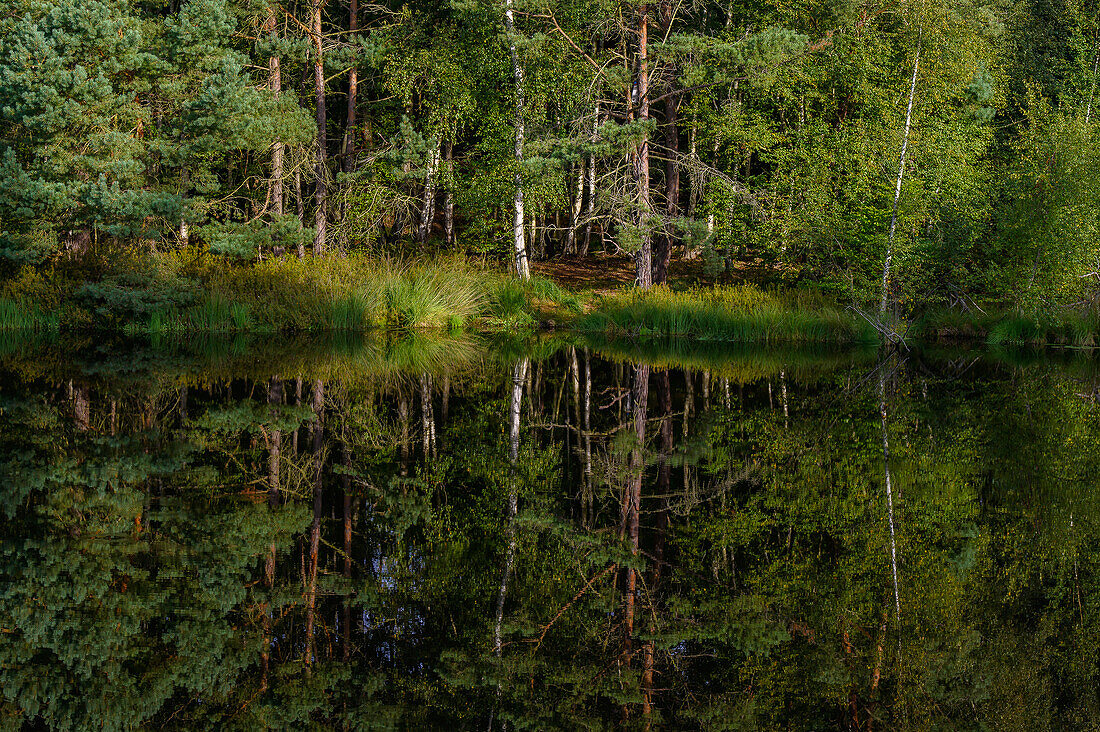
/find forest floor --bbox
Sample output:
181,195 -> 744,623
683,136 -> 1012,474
531,253 -> 768,294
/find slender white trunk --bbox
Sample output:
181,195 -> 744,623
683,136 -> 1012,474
444,140 -> 455,244
566,163 -> 585,253
881,37 -> 920,316
504,0 -> 530,279
419,138 -> 441,243
583,103 -> 599,255
1087,34 -> 1100,126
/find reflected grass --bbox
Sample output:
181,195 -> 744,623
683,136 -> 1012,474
579,332 -> 879,383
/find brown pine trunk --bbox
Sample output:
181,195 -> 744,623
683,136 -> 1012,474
634,5 -> 653,288
294,170 -> 306,257
343,0 -> 358,170
266,10 -> 284,223
311,0 -> 328,254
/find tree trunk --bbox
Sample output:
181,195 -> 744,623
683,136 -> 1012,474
266,9 -> 284,221
311,0 -> 328,254
565,162 -> 585,254
504,0 -> 530,279
582,103 -> 599,256
443,140 -> 455,245
656,93 -> 678,284
880,35 -> 920,316
418,138 -> 441,244
634,5 -> 653,288
343,0 -> 358,169
295,169 -> 306,256
655,3 -> 678,284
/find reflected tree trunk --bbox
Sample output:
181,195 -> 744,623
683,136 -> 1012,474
490,358 -> 529,729
620,363 -> 649,698
305,379 -> 325,667
642,370 -> 672,725
398,391 -> 409,478
780,369 -> 789,429
262,376 -> 282,691
420,373 -> 435,459
879,365 -> 901,623
342,436 -> 354,663
71,382 -> 90,432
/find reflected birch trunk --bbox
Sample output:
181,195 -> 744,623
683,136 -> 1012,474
879,365 -> 901,623
490,358 -> 529,729
420,373 -> 435,459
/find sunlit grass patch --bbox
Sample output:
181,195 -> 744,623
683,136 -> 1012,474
574,285 -> 877,344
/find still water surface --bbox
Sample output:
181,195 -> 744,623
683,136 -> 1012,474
2,335 -> 1099,730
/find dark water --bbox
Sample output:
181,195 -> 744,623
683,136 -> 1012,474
3,335 -> 1100,730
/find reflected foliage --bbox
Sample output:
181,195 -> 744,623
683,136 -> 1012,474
2,339 -> 1100,729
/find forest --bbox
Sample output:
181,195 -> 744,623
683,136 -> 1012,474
7,3 -> 1100,727
3,0 -> 1100,341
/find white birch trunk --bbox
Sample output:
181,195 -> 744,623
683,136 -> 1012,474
418,138 -> 441,243
881,38 -> 920,316
504,0 -> 530,279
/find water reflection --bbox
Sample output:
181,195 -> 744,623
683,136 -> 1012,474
2,335 -> 1100,729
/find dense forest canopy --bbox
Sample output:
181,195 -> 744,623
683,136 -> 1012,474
2,0 -> 1100,309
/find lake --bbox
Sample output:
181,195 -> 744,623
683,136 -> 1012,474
2,334 -> 1098,730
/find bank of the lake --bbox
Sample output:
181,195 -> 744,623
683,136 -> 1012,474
5,253 -> 1100,347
